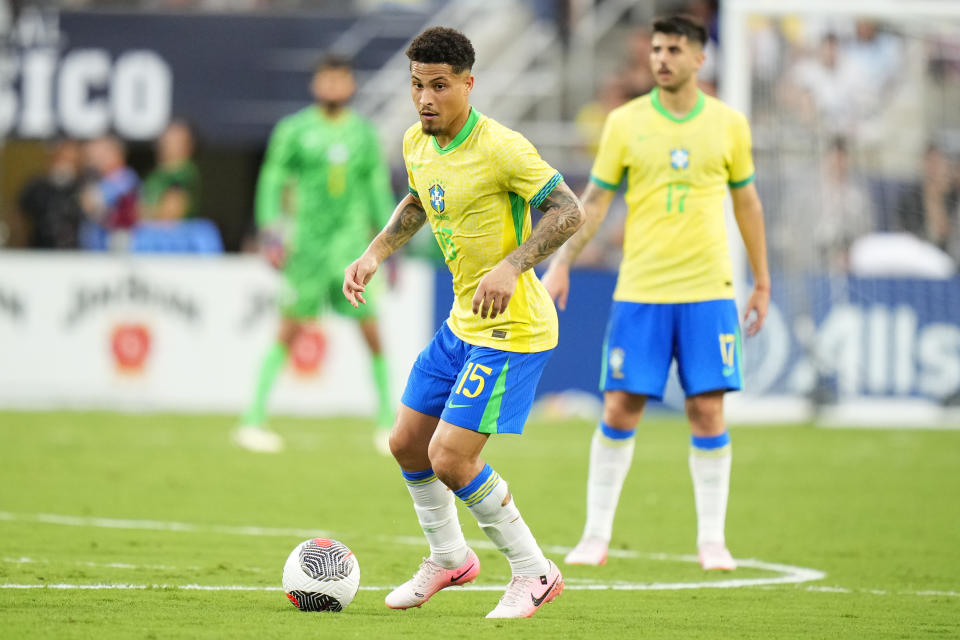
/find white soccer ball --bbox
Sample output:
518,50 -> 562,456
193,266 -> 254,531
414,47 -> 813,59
282,537 -> 360,612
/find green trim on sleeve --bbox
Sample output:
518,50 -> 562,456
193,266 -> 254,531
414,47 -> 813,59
432,107 -> 480,154
408,185 -> 419,197
478,358 -> 509,434
590,174 -> 620,191
651,87 -> 706,124
529,172 -> 563,209
508,193 -> 525,247
728,174 -> 755,189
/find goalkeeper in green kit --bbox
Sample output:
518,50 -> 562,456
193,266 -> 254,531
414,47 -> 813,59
235,55 -> 396,454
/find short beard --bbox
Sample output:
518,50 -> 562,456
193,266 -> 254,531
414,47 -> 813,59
657,73 -> 692,93
321,99 -> 347,113
420,120 -> 442,136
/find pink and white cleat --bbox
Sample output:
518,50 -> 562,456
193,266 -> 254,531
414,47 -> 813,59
385,548 -> 480,609
485,560 -> 563,619
563,537 -> 609,566
698,542 -> 737,570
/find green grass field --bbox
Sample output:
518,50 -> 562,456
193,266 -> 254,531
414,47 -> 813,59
1,411 -> 958,638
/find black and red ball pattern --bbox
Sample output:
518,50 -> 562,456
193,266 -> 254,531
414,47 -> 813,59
299,537 -> 355,582
286,590 -> 343,612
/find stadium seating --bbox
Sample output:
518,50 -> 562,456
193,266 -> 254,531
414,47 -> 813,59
79,219 -> 223,254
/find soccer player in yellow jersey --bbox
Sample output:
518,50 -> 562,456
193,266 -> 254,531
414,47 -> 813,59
543,15 -> 770,571
343,27 -> 584,618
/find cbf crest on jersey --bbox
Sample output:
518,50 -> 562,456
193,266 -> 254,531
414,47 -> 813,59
429,184 -> 445,213
670,148 -> 690,170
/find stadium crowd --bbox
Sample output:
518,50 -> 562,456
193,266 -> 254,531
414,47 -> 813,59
570,11 -> 960,274
1,0 -> 959,271
13,121 -> 217,252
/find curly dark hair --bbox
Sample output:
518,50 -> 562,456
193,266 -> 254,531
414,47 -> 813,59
405,26 -> 475,74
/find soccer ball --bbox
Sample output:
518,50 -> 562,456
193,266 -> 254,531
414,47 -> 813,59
282,538 -> 360,612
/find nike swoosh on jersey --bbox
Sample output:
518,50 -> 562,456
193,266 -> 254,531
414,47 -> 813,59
531,575 -> 560,607
410,163 -> 423,170
722,366 -> 736,377
446,401 -> 470,409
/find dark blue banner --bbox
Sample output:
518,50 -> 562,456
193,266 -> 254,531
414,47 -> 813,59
2,8 -> 419,142
433,268 -> 960,404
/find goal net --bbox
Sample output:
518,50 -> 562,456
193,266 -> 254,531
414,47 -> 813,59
721,0 -> 960,426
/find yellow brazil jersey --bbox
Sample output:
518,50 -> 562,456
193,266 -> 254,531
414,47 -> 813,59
591,88 -> 755,303
404,107 -> 563,352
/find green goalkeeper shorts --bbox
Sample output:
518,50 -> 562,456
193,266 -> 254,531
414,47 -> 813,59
280,253 -> 379,320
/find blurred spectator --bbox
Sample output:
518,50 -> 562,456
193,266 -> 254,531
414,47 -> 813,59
16,139 -> 85,249
142,119 -> 201,221
684,0 -> 719,95
844,20 -> 901,95
575,74 -> 629,156
783,33 -> 860,134
80,135 -> 140,232
777,137 -> 874,272
622,27 -> 655,99
896,143 -> 958,254
814,137 -> 874,268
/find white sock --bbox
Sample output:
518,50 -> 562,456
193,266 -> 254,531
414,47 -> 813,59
455,464 -> 550,577
402,468 -> 468,568
688,433 -> 732,547
582,423 -> 636,542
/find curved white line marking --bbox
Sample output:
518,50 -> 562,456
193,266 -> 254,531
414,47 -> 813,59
0,511 -> 328,539
2,584 -> 958,599
0,511 -> 824,590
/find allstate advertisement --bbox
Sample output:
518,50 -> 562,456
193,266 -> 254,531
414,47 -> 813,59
497,270 -> 960,409
742,275 -> 960,402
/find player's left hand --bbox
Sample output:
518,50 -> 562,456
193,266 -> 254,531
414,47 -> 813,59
472,261 -> 520,319
743,283 -> 770,337
343,253 -> 379,308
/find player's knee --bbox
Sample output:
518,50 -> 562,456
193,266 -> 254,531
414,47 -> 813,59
388,424 -> 417,463
426,440 -> 452,478
686,395 -> 724,434
603,392 -> 645,428
277,320 -> 301,346
426,441 -> 464,488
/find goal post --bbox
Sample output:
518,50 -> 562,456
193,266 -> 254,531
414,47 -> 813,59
721,0 -> 960,426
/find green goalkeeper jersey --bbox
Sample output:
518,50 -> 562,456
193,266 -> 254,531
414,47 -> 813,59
255,106 -> 394,265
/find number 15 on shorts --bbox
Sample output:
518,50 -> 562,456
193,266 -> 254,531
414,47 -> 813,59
455,362 -> 492,399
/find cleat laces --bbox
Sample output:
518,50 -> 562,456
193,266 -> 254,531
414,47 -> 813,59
496,575 -> 529,608
409,558 -> 443,587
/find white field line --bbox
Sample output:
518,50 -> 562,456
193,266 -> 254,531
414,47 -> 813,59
1,510 -> 824,591
2,584 -> 958,598
0,511 -> 328,539
3,556 -> 204,571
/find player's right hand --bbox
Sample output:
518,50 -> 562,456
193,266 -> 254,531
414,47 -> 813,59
343,253 -> 379,308
541,261 -> 571,310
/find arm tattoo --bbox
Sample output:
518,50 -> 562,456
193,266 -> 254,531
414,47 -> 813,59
505,182 -> 584,273
553,183 -> 611,265
384,199 -> 428,249
370,196 -> 427,259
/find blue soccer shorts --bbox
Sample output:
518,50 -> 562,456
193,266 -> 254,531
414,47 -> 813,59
401,322 -> 553,434
600,299 -> 743,400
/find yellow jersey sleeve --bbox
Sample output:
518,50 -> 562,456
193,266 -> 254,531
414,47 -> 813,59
589,109 -> 627,190
727,111 -> 755,188
491,131 -> 562,208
